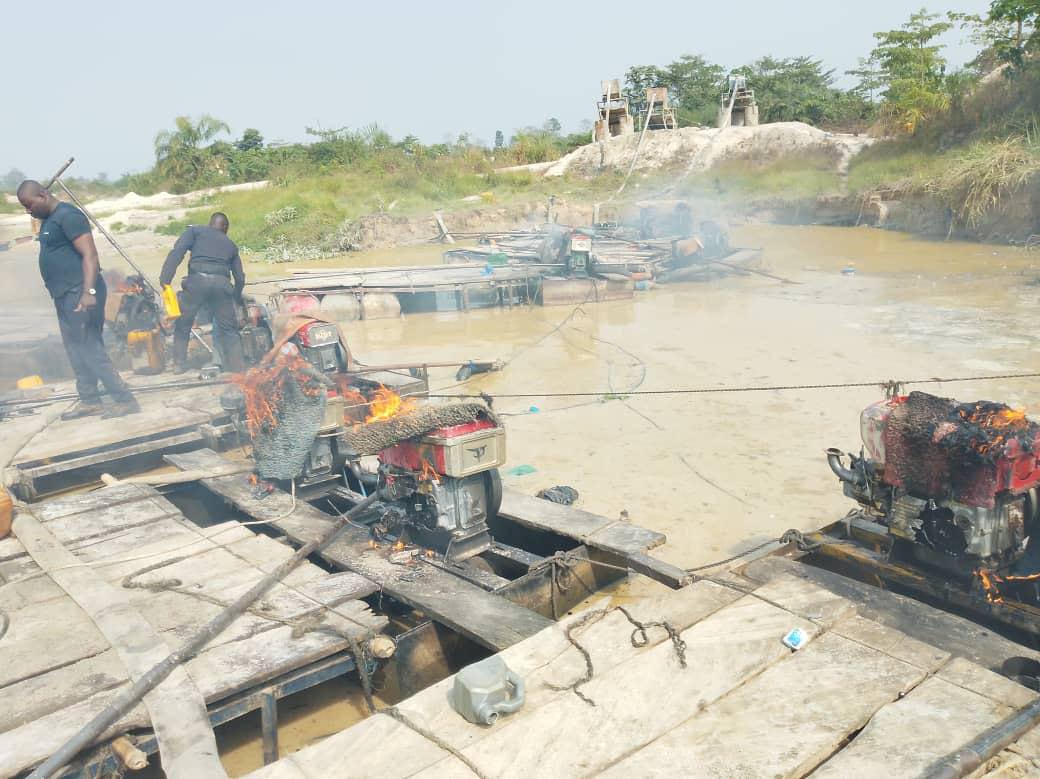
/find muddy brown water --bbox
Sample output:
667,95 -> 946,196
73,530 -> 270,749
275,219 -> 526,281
6,223 -> 1040,773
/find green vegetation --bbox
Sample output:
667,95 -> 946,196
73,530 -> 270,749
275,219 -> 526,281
679,150 -> 845,202
625,54 -> 874,128
6,1 -> 1036,249
152,154 -> 607,261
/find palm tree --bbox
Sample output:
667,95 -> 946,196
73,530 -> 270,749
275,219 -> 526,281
154,115 -> 230,190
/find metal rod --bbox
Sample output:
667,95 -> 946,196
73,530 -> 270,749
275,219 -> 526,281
53,180 -> 154,293
923,696 -> 1040,779
42,158 -> 75,190
52,176 -> 213,354
28,488 -> 382,779
347,360 -> 499,375
705,257 -> 800,285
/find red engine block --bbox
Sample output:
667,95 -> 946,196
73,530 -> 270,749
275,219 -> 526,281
865,395 -> 1040,508
380,419 -> 498,476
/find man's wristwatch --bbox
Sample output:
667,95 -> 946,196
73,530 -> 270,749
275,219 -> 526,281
87,288 -> 97,295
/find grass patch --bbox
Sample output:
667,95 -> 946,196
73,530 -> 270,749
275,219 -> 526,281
0,199 -> 20,215
846,140 -> 953,193
678,150 -> 844,202
923,136 -> 1040,226
152,162 -> 611,260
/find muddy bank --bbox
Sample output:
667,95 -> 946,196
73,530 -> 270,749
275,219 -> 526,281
746,182 -> 1040,245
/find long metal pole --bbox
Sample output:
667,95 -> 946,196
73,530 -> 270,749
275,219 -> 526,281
42,158 -> 75,190
923,696 -> 1040,779
52,176 -> 213,354
53,180 -> 156,294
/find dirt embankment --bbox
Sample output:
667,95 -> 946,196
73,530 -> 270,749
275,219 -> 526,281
542,122 -> 873,180
347,200 -> 596,250
747,183 -> 1040,244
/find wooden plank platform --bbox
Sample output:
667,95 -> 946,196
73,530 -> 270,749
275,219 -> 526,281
277,264 -> 542,294
498,489 -> 690,588
245,564 -> 1040,779
2,378 -> 231,499
0,483 -> 387,777
167,449 -> 554,652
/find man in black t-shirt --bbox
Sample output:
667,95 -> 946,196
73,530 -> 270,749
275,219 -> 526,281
16,180 -> 140,419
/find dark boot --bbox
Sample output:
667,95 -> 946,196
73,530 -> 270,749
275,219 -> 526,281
101,398 -> 142,419
60,402 -> 104,421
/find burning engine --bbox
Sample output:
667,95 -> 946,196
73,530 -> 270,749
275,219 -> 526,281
225,317 -> 505,563
828,391 -> 1040,583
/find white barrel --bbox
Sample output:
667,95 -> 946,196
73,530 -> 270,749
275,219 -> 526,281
361,293 -> 402,320
320,293 -> 360,322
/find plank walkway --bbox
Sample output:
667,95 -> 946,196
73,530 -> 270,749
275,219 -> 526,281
0,483 -> 387,777
245,567 -> 1040,779
2,377 -> 230,499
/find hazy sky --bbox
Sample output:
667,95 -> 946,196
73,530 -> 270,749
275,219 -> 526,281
3,0 -> 991,179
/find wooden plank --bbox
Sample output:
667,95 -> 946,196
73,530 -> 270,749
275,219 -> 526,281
812,675 -> 1019,779
0,650 -> 128,733
249,580 -> 743,779
602,630 -> 936,778
741,556 -> 1040,672
18,428 -> 207,482
0,623 -> 363,778
300,575 -> 849,779
498,489 -> 688,587
0,597 -> 110,688
31,482 -> 156,521
167,449 -> 553,651
833,615 -> 951,670
15,404 -> 214,464
937,657 -> 1037,709
11,510 -> 226,779
44,497 -> 178,545
408,593 -> 825,779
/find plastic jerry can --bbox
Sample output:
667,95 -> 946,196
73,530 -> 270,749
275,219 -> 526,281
161,284 -> 181,318
449,655 -> 525,725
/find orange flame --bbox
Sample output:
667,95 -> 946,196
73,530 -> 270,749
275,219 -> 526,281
976,568 -> 1004,604
392,539 -> 406,551
958,405 -> 1030,457
419,459 -> 441,484
231,349 -> 326,437
365,385 -> 417,423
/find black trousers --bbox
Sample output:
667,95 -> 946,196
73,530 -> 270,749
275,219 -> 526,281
54,280 -> 134,404
173,273 -> 245,372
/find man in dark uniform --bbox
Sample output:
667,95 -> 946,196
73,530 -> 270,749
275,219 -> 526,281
159,212 -> 246,373
16,180 -> 140,420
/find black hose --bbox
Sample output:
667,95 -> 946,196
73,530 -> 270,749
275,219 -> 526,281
28,488 -> 381,779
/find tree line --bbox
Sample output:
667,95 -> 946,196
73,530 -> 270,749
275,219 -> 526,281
5,1 -> 1038,197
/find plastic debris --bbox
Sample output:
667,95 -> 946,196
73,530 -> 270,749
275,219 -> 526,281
782,627 -> 807,651
536,485 -> 579,505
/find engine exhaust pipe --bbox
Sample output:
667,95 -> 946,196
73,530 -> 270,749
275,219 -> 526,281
826,448 -> 864,486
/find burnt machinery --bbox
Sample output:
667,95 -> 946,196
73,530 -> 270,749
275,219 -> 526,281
109,276 -> 165,375
827,391 -> 1040,605
223,318 -> 504,563
107,274 -> 273,373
